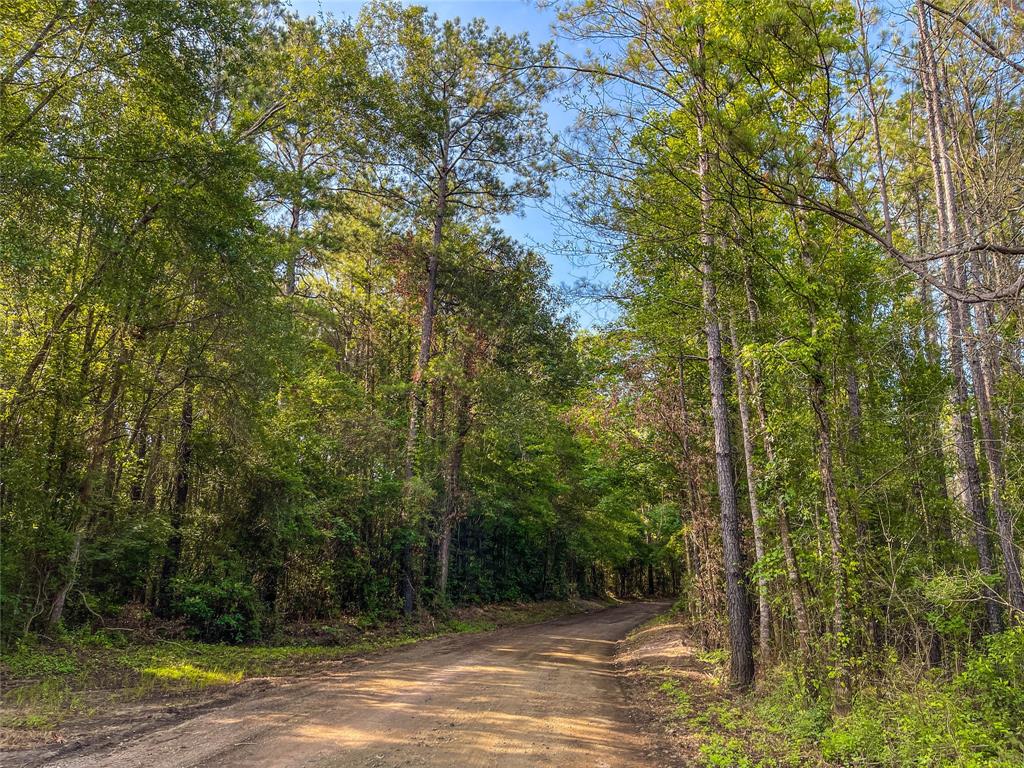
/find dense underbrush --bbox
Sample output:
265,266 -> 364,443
764,626 -> 1024,767
627,606 -> 1024,767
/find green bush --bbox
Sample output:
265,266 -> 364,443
2,643 -> 80,678
745,630 -> 1024,767
959,626 -> 1024,730
700,734 -> 757,768
756,667 -> 831,744
176,579 -> 261,644
817,628 -> 1024,767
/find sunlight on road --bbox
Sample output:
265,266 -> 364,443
37,604 -> 665,768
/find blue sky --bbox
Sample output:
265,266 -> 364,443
290,0 -> 616,326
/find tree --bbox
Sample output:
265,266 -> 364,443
358,0 -> 556,613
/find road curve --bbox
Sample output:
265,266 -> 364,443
37,601 -> 667,768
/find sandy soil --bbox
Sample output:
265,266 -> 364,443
14,601 -> 672,768
615,616 -> 722,765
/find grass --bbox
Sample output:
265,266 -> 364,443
1,599 -> 599,736
139,663 -> 244,687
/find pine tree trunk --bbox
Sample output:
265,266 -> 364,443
704,268 -> 753,687
730,317 -> 771,662
965,314 -> 1024,616
402,163 -> 448,616
915,0 -> 1002,632
286,199 -> 300,296
695,41 -> 754,684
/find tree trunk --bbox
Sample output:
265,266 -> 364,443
809,372 -> 852,709
855,0 -> 893,243
796,212 -> 851,707
915,0 -> 1002,632
729,317 -> 771,662
286,199 -> 300,296
158,385 -> 194,616
46,528 -> 82,631
846,364 -> 882,648
437,517 -> 453,602
438,347 -> 473,602
742,264 -> 812,658
704,269 -> 752,687
402,161 -> 448,616
965,314 -> 1024,617
695,42 -> 754,685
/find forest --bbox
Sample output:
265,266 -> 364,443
1,0 -> 1023,765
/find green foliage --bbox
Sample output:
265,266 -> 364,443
176,578 -> 262,644
3,644 -> 81,679
958,627 -> 1024,745
660,678 -> 693,719
699,735 -> 760,768
748,631 -> 1024,767
0,1 -> 670,655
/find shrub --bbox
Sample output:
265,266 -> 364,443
176,579 -> 261,644
817,628 -> 1024,767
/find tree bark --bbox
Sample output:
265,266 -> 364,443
915,0 -> 1002,632
695,35 -> 754,685
46,528 -> 82,631
158,384 -> 194,616
729,317 -> 771,662
808,372 -> 852,709
437,343 -> 475,602
286,198 -> 300,296
965,314 -> 1024,617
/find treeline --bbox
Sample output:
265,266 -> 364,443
555,0 -> 1024,706
0,0 -> 676,645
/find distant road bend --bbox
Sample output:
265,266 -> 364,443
39,601 -> 667,768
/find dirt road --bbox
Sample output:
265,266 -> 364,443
31,601 -> 668,768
